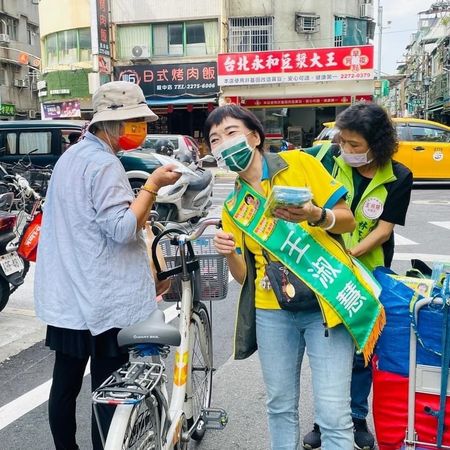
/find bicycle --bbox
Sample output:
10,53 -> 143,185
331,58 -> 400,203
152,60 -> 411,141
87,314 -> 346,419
92,217 -> 229,449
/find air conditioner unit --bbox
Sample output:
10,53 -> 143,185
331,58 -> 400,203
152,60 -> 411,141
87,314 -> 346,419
28,110 -> 36,119
36,80 -> 47,90
14,79 -> 28,88
360,3 -> 374,19
0,33 -> 10,44
131,45 -> 151,60
295,13 -> 320,34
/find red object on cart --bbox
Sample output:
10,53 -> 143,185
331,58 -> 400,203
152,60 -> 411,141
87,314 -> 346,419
373,359 -> 450,449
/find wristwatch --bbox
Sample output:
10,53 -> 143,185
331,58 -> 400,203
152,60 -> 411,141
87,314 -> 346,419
308,207 -> 327,227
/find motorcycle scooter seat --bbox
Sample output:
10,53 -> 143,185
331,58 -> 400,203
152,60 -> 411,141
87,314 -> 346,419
186,170 -> 213,191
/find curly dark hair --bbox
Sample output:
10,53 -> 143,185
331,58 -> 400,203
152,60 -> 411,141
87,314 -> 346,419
335,102 -> 398,167
204,104 -> 265,151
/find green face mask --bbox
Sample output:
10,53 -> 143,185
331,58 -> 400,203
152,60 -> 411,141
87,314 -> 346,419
212,135 -> 255,172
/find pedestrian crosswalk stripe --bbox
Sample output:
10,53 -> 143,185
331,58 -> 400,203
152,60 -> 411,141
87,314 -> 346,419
394,233 -> 418,246
429,221 -> 450,230
393,253 -> 450,263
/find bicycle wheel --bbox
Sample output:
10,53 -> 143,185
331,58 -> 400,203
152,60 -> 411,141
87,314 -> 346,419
187,302 -> 213,441
104,398 -> 161,450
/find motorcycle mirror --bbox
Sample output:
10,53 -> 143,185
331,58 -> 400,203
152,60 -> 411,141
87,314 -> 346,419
199,154 -> 215,163
0,192 -> 14,210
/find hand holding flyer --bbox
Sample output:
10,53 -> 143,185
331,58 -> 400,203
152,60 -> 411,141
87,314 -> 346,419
152,153 -> 201,178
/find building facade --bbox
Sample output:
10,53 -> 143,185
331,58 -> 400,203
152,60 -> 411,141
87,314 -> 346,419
219,0 -> 376,147
396,1 -> 450,124
37,0 -> 376,146
0,0 -> 40,120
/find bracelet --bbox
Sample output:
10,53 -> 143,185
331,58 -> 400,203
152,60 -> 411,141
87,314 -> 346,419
322,209 -> 336,231
140,184 -> 159,196
308,207 -> 327,227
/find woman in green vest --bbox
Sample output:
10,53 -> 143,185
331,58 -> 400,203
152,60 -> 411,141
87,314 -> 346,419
205,104 -> 385,450
303,102 -> 413,450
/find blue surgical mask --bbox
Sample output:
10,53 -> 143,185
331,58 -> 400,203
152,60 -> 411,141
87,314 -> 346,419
340,146 -> 373,168
212,134 -> 255,172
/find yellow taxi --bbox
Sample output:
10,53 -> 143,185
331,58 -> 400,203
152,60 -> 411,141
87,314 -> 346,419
313,118 -> 450,181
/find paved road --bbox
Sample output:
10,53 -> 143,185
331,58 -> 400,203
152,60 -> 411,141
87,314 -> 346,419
0,175 -> 449,449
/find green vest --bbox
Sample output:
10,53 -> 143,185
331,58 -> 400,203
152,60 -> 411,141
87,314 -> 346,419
334,157 -> 397,270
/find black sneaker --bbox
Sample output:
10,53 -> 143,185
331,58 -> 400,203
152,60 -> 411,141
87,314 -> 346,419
353,418 -> 375,450
303,423 -> 321,449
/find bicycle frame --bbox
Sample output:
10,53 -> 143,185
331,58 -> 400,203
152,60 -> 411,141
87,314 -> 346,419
97,217 -> 225,450
164,264 -> 195,448
160,227 -> 216,448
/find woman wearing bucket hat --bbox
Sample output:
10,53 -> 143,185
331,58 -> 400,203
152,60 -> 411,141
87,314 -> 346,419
34,81 -> 181,450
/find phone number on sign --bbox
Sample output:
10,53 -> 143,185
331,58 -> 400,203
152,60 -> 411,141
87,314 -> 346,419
339,72 -> 372,80
173,83 -> 216,90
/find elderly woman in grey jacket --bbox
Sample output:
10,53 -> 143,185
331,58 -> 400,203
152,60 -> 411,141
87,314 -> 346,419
35,81 -> 180,450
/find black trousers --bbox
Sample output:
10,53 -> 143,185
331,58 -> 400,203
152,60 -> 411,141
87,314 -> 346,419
48,351 -> 129,450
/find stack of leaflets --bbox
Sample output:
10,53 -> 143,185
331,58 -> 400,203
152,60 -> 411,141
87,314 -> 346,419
431,261 -> 450,289
263,186 -> 312,217
389,274 -> 434,297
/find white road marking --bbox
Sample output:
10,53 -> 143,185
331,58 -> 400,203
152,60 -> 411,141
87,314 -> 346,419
413,200 -> 450,205
394,233 -> 418,246
430,221 -> 450,230
0,365 -> 90,431
393,253 -> 450,263
0,294 -> 225,430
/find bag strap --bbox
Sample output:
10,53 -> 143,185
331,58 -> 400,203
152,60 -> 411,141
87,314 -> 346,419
261,248 -> 271,263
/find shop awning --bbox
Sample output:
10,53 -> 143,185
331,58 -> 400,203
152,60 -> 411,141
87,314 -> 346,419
146,95 -> 218,106
427,102 -> 444,113
428,106 -> 443,113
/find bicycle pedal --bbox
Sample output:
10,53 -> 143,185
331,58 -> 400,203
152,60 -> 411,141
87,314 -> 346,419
202,407 -> 228,429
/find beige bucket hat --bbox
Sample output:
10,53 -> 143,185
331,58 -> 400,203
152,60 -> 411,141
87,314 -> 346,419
88,81 -> 158,130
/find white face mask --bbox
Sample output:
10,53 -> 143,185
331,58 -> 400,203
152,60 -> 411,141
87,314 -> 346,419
211,134 -> 255,172
340,146 -> 373,168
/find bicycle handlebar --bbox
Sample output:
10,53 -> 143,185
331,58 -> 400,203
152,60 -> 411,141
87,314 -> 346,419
183,218 -> 222,242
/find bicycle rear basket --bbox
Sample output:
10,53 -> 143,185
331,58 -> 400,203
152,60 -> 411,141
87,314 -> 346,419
159,235 -> 229,302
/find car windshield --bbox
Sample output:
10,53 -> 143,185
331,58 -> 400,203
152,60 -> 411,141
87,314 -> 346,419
142,137 -> 179,150
316,126 -> 339,141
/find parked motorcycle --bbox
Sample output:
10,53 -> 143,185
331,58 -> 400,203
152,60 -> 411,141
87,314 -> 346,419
154,155 -> 215,223
0,164 -> 46,312
0,201 -> 26,312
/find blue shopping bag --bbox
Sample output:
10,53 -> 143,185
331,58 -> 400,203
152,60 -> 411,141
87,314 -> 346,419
374,267 -> 449,376
373,267 -> 414,376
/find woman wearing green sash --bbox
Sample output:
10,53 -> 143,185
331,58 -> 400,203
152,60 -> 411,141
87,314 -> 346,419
205,104 -> 385,450
304,103 -> 413,450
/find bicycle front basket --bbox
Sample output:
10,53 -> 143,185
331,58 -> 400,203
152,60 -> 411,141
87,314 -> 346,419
159,235 -> 229,302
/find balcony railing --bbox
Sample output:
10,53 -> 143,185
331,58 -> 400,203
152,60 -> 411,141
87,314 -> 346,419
429,73 -> 449,104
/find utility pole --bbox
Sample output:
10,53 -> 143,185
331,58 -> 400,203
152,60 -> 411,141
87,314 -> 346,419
377,0 -> 383,79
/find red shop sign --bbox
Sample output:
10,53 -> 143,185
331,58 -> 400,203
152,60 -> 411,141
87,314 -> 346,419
241,95 -> 372,107
218,45 -> 374,86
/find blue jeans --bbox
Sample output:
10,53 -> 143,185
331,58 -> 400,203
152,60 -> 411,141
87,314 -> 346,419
256,309 -> 354,450
350,352 -> 372,420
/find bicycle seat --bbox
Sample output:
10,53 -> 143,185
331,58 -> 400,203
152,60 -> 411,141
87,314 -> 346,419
117,309 -> 181,348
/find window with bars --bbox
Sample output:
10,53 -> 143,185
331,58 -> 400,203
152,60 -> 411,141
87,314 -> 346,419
0,68 -> 6,85
335,16 -> 368,46
228,17 -> 273,52
334,17 -> 346,47
0,14 -> 18,40
27,24 -> 38,46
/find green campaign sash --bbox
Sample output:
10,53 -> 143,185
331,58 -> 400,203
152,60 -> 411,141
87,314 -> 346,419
225,179 -> 385,362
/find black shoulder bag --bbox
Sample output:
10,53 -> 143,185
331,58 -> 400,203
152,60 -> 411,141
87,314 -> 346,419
262,249 -> 319,312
